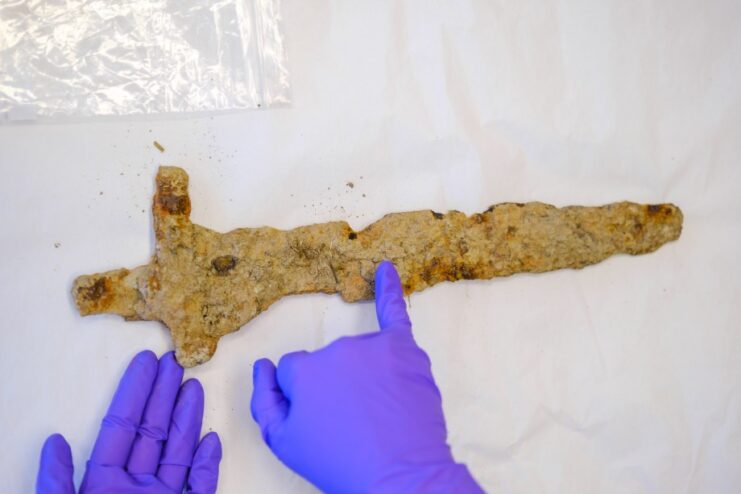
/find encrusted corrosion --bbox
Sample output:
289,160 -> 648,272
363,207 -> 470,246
73,167 -> 683,367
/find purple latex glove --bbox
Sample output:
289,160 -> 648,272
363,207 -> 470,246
37,351 -> 221,494
251,261 -> 484,493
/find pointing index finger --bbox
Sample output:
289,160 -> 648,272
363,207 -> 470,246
374,261 -> 412,332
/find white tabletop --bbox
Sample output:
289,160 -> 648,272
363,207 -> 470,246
2,1 -> 740,492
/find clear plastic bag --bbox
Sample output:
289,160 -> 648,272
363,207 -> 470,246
0,0 -> 290,122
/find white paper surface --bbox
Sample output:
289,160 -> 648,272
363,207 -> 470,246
1,1 -> 740,492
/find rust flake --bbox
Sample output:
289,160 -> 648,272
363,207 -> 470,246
77,277 -> 113,311
157,194 -> 191,215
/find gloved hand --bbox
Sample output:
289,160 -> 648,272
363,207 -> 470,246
250,261 -> 484,493
37,351 -> 221,494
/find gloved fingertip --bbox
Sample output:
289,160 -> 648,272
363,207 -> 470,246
155,351 -> 185,391
375,260 -> 399,287
41,434 -> 72,466
133,349 -> 159,368
37,434 -> 75,493
374,260 -> 412,332
178,379 -> 205,408
253,358 -> 276,385
159,350 -> 180,368
121,350 -> 159,388
199,432 -> 223,460
186,433 -> 222,494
